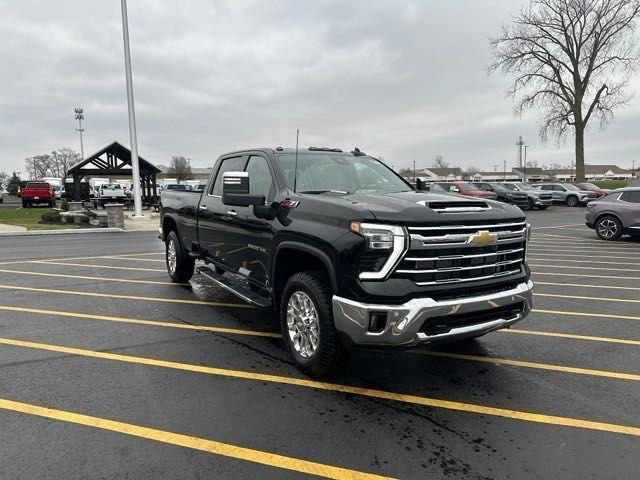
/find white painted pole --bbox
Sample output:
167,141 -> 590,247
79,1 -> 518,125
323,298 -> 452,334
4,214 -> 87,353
120,0 -> 143,217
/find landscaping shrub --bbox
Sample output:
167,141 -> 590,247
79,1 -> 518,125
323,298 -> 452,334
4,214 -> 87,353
40,211 -> 61,224
60,199 -> 69,211
592,180 -> 628,189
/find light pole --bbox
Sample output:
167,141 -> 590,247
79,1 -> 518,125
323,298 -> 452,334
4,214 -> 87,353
121,0 -> 143,217
74,108 -> 85,160
413,161 -> 416,183
503,160 -> 507,181
523,145 -> 528,182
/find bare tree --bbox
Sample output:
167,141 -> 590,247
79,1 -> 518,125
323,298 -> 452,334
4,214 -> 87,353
491,0 -> 640,181
168,156 -> 194,182
432,155 -> 450,169
0,171 -> 7,191
464,166 -> 481,179
24,148 -> 80,180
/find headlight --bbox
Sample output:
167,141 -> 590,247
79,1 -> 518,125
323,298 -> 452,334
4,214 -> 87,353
350,222 -> 407,280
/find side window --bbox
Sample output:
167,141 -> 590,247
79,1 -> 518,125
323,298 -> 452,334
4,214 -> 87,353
540,185 -> 551,190
211,157 -> 246,195
556,185 -> 566,191
245,155 -> 274,200
621,191 -> 640,203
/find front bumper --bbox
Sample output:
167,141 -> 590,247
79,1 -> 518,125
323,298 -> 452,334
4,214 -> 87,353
532,196 -> 552,206
332,281 -> 533,346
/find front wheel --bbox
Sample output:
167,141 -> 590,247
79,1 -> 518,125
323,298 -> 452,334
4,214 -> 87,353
566,195 -> 579,207
165,230 -> 195,282
280,271 -> 347,377
596,215 -> 623,241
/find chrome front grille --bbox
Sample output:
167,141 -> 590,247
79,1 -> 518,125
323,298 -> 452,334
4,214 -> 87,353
393,221 -> 527,286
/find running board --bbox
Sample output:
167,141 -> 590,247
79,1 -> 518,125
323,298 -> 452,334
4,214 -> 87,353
196,266 -> 272,308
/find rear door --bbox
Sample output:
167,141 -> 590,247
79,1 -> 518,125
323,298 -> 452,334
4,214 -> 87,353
197,155 -> 247,261
618,191 -> 640,230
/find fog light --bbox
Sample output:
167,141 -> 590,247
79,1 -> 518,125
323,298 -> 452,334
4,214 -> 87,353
368,312 -> 387,333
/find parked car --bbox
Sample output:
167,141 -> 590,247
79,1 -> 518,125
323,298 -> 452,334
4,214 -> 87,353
472,182 -> 529,208
21,182 -> 56,207
501,183 -> 553,210
95,183 -> 126,207
160,147 -> 532,376
585,188 -> 640,240
434,181 -> 498,200
574,182 -> 607,198
534,183 -> 598,206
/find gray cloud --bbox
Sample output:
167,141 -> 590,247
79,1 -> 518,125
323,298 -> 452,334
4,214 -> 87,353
0,0 -> 638,176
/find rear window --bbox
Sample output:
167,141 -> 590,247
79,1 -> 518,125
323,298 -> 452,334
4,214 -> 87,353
25,182 -> 50,189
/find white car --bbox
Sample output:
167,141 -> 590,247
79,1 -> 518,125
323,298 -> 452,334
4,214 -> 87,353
96,183 -> 126,207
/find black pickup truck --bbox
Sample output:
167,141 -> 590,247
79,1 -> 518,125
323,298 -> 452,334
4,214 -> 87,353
160,147 -> 533,376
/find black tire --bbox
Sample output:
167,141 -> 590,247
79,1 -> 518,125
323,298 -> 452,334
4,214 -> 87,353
165,230 -> 195,283
539,205 -> 550,210
48,200 -> 53,207
21,200 -> 27,208
526,198 -> 535,210
280,271 -> 347,377
566,195 -> 579,207
595,215 -> 623,241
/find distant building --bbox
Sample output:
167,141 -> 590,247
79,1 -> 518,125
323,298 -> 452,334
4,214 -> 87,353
550,164 -> 633,181
470,171 -> 521,182
512,167 -> 550,183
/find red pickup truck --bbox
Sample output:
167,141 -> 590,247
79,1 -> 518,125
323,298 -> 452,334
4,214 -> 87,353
21,182 -> 56,208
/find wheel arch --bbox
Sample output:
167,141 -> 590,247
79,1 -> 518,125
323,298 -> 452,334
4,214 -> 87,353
272,241 -> 338,307
594,211 -> 624,227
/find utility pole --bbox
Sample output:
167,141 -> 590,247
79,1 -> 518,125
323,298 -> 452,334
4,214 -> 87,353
121,0 -> 143,217
632,160 -> 636,178
516,136 -> 525,168
413,161 -> 416,182
503,160 -> 507,181
74,108 -> 85,160
523,145 -> 528,183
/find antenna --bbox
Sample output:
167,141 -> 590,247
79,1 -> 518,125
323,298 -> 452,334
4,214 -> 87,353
293,129 -> 300,193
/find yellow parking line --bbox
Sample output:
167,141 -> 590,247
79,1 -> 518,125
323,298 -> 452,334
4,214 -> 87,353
104,256 -> 166,263
535,281 -> 640,292
528,252 -> 640,260
1,336 -> 639,437
529,258 -> 640,266
0,398 -> 389,480
416,350 -> 640,381
503,329 -> 640,347
0,268 -> 183,286
0,252 -> 164,266
0,305 -> 277,337
32,260 -> 164,273
529,263 -> 640,273
532,271 -> 640,281
536,293 -> 640,304
533,308 -> 640,322
0,284 -> 253,308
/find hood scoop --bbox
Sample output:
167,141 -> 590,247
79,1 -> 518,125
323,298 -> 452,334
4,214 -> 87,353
417,200 -> 491,213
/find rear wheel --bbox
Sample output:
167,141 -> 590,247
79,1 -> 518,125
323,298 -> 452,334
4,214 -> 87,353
539,205 -> 550,210
566,195 -> 579,207
21,200 -> 27,208
595,215 -> 623,241
165,230 -> 195,282
280,271 -> 347,377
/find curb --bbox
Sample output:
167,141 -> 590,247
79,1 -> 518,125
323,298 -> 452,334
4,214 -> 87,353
0,228 -> 125,237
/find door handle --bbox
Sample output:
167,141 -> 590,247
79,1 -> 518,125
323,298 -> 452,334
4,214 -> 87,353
199,205 -> 208,210
226,210 -> 238,217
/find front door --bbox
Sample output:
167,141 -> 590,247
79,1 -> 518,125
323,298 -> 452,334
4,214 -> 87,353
197,155 -> 247,264
224,154 -> 277,287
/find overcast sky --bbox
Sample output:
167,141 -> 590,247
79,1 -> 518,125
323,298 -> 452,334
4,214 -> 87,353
1,0 -> 639,175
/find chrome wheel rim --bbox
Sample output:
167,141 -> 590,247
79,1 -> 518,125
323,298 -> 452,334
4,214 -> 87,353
167,239 -> 177,274
286,291 -> 319,358
597,219 -> 618,239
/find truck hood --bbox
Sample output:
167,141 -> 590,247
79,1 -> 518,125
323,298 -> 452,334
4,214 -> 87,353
329,191 -> 524,223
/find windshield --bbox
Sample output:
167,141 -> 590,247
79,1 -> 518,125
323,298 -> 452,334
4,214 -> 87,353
276,154 -> 411,194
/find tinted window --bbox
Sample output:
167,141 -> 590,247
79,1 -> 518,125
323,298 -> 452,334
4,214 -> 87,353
26,182 -> 50,189
211,157 -> 246,195
245,156 -> 274,199
621,191 -> 640,203
540,185 -> 553,190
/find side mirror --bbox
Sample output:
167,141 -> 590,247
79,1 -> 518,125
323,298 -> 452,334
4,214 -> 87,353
222,171 -> 265,207
416,178 -> 428,191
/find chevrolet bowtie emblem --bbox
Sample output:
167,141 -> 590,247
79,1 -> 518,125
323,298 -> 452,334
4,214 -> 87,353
467,230 -> 498,247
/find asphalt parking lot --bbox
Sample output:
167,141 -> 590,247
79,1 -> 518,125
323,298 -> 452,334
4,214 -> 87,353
0,207 -> 638,479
